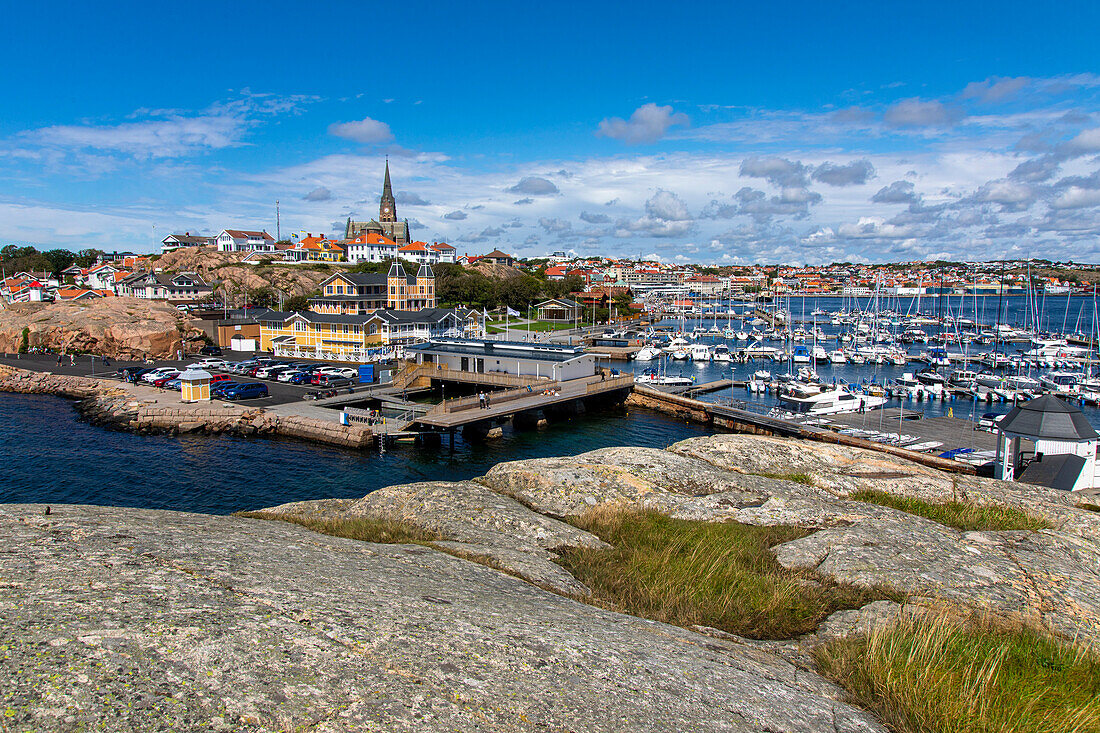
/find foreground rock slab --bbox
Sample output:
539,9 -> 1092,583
0,504 -> 884,732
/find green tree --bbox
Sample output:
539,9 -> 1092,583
283,293 -> 312,311
42,249 -> 76,278
74,249 -> 103,267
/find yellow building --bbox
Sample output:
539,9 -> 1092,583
310,262 -> 436,315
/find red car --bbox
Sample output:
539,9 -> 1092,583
153,374 -> 180,388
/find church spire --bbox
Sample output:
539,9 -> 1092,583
379,158 -> 396,223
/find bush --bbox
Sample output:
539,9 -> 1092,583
815,614 -> 1100,733
18,327 -> 29,354
557,507 -> 900,639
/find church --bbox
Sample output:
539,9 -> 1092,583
344,160 -> 411,244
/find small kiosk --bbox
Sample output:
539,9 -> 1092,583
995,395 -> 1099,491
179,368 -> 212,403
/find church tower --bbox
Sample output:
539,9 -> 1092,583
379,160 -> 397,224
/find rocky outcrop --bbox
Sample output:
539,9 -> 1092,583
157,246 -> 332,298
0,503 -> 886,732
0,298 -> 196,359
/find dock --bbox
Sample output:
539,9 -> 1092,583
658,379 -> 734,397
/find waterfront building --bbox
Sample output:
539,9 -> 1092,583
995,395 -> 1100,491
406,337 -> 596,381
344,161 -> 411,245
535,298 -> 583,323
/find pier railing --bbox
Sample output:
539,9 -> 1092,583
390,362 -> 550,390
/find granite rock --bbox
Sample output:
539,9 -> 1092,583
0,504 -> 886,732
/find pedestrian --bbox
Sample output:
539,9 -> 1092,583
57,352 -> 63,367
485,392 -> 491,408
102,355 -> 111,367
69,353 -> 75,366
478,391 -> 485,409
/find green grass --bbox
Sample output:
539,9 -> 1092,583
487,320 -> 575,332
1078,502 -> 1100,513
756,471 -> 815,485
850,489 -> 1051,531
235,511 -> 440,544
815,615 -> 1100,733
556,507 -> 900,640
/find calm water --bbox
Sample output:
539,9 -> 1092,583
0,393 -> 708,515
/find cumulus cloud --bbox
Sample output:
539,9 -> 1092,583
396,191 -> 430,205
615,190 -> 695,238
596,103 -> 689,145
327,116 -> 394,144
579,211 -> 611,224
960,76 -> 1032,103
739,156 -> 810,188
443,210 -> 467,220
1065,128 -> 1100,154
871,180 -> 919,204
883,98 -> 960,127
513,198 -> 534,205
811,159 -> 875,186
1008,156 -> 1060,182
505,176 -> 559,195
539,217 -> 573,233
972,179 -> 1034,211
1051,187 -> 1100,210
302,186 -> 332,202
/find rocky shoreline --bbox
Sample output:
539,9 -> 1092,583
0,364 -> 372,449
2,432 -> 1098,731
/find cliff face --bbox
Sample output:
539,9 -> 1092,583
158,246 -> 333,297
0,298 -> 194,359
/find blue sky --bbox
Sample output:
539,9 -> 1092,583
4,0 -> 1100,263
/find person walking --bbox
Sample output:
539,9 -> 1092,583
485,392 -> 491,408
57,352 -> 63,367
478,391 -> 485,409
69,353 -> 75,366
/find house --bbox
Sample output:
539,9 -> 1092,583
345,232 -> 398,264
429,242 -> 457,263
85,263 -> 123,291
56,287 -> 110,301
310,263 -> 436,315
216,229 -> 276,253
405,338 -> 596,381
296,235 -> 345,262
117,271 -> 213,300
544,265 -> 569,281
162,233 -> 216,253
535,298 -> 583,323
481,249 -> 515,267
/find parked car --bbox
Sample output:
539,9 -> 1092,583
318,367 -> 358,379
199,345 -> 222,356
153,374 -> 179,388
193,358 -> 228,370
142,367 -> 179,384
211,381 -> 240,397
221,382 -> 269,400
312,374 -> 353,387
289,371 -> 316,385
276,370 -> 304,383
117,366 -> 144,379
164,378 -> 183,390
209,373 -> 232,385
255,364 -> 291,379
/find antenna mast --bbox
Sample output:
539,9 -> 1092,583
276,200 -> 281,241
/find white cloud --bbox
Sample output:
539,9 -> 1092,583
1051,186 -> 1100,209
328,117 -> 394,144
302,187 -> 332,202
883,98 -> 961,127
596,103 -> 689,145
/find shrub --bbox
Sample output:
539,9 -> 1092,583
18,327 -> 29,354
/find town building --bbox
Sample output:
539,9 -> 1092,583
310,263 -> 437,315
216,229 -> 276,253
481,249 -> 516,267
344,161 -> 411,245
406,338 -> 597,382
535,298 -> 583,323
161,233 -> 216,253
116,271 -> 213,300
345,232 -> 399,264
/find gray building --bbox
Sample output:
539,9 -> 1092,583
405,338 -> 596,382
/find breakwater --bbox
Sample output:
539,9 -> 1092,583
0,364 -> 372,449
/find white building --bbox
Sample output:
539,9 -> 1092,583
162,233 -> 216,253
995,395 -> 1100,491
216,229 -> 276,253
345,232 -> 398,264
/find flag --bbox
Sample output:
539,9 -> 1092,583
506,306 -> 520,317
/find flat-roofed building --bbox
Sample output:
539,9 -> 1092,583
406,338 -> 596,382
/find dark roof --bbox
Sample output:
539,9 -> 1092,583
1017,453 -> 1087,491
998,395 -> 1099,441
375,308 -> 462,324
164,234 -> 215,245
288,312 -> 379,325
417,263 -> 434,278
406,337 -> 587,363
484,249 -> 514,259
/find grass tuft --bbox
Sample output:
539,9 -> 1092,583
557,507 -> 900,639
850,489 -> 1051,531
1077,502 -> 1100,513
814,614 -> 1100,733
756,471 -> 815,486
235,511 -> 440,544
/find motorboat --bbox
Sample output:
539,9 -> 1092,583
812,345 -> 829,363
775,383 -> 888,415
711,344 -> 732,363
828,349 -> 848,364
635,345 -> 662,361
791,344 -> 811,364
947,369 -> 977,389
689,343 -> 711,362
1039,371 -> 1083,395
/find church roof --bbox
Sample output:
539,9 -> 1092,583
998,395 -> 1099,441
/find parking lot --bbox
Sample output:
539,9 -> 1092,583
0,351 -> 380,409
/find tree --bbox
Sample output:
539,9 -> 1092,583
42,249 -> 76,278
74,249 -> 103,267
283,294 -> 312,312
247,286 -> 277,309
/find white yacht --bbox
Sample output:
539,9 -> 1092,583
1039,371 -> 1083,395
689,343 -> 711,362
775,383 -> 888,415
711,344 -> 732,363
828,349 -> 848,364
634,345 -> 662,362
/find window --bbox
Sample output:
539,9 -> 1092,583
294,321 -> 305,332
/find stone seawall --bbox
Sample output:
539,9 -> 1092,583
0,364 -> 373,450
